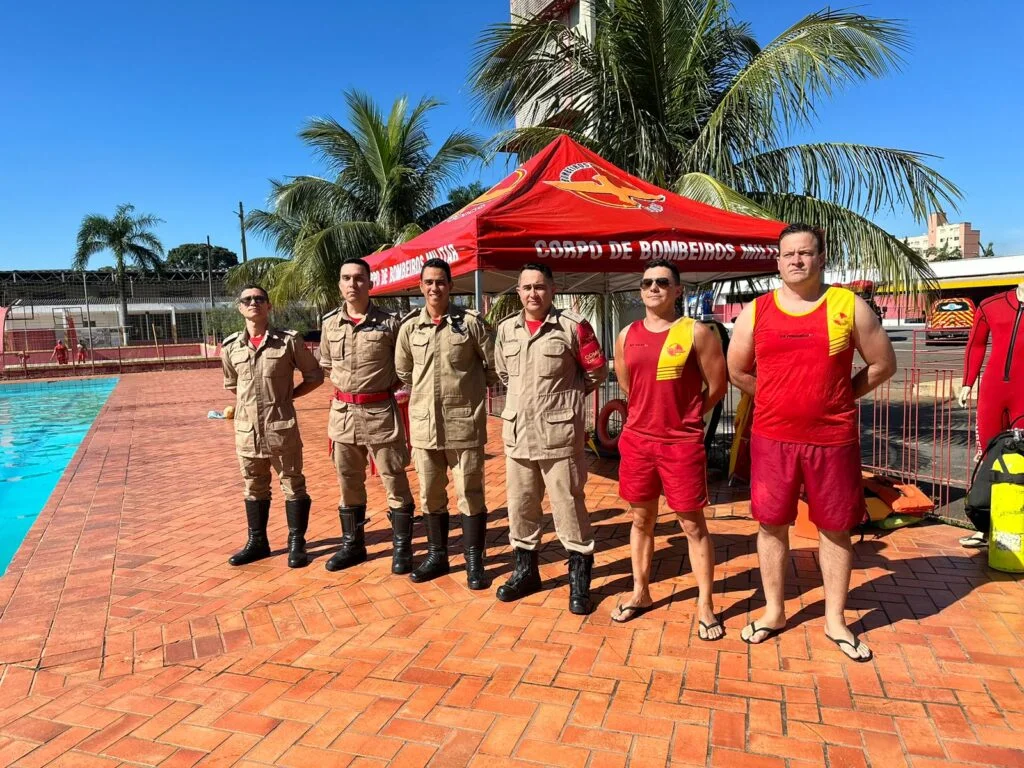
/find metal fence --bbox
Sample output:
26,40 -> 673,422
485,328 -> 980,523
0,269 -> 321,379
858,331 -> 978,522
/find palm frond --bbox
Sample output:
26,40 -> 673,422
736,143 -> 961,220
675,173 -> 777,219
226,257 -> 289,296
689,10 -> 908,176
750,192 -> 936,295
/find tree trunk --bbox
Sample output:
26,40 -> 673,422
117,264 -> 129,345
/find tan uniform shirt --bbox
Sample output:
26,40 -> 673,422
319,302 -> 404,445
222,328 -> 324,458
395,305 -> 498,450
495,308 -> 608,460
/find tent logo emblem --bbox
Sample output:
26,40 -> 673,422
547,163 -> 665,212
446,169 -> 527,221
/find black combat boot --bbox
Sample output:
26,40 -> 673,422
495,547 -> 542,602
567,551 -> 595,615
410,512 -> 450,583
388,503 -> 415,575
325,505 -> 367,572
461,513 -> 490,590
228,499 -> 271,566
285,497 -> 311,568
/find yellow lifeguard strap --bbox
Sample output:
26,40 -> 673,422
655,317 -> 696,381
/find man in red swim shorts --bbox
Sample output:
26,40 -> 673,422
611,259 -> 727,640
728,223 -> 896,662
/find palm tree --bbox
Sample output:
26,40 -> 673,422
932,243 -> 962,262
73,203 -> 165,343
980,241 -> 996,259
230,91 -> 485,313
448,181 -> 488,210
471,1 -> 960,293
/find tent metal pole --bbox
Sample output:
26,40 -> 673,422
474,269 -> 484,313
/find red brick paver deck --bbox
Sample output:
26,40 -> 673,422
1,370 -> 1022,767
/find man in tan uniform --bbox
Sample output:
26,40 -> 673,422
395,258 -> 498,589
222,284 -> 324,568
495,263 -> 608,614
320,257 -> 415,573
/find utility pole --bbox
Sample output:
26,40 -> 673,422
237,202 -> 248,262
206,235 -> 215,306
206,235 -> 215,344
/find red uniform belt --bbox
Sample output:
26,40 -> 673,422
332,389 -> 391,405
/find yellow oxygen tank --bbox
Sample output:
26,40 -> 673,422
989,451 -> 1024,573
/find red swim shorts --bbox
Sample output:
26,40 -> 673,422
750,434 -> 865,532
618,429 -> 708,513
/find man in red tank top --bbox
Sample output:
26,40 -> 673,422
728,224 -> 896,662
610,260 -> 727,639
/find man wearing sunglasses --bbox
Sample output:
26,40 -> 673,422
222,284 -> 324,568
494,263 -> 608,614
395,258 -> 498,589
728,223 -> 896,662
609,260 -> 727,638
319,258 -> 416,574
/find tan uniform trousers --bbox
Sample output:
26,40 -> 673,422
332,440 -> 413,509
413,447 -> 485,516
239,451 -> 307,502
506,454 -> 594,555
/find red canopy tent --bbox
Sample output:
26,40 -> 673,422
367,135 -> 786,301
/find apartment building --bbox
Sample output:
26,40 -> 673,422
904,212 -> 981,260
510,1 -> 596,128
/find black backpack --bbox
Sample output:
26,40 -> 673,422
965,418 -> 1024,534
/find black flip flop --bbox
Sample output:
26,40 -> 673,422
741,621 -> 783,645
698,617 -> 725,642
826,634 -> 873,663
611,602 -> 652,623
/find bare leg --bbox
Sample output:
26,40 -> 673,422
741,523 -> 789,643
610,500 -> 658,620
819,528 -> 871,659
679,512 -> 721,640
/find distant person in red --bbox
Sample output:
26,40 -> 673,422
76,340 -> 87,364
729,223 -> 896,662
958,282 -> 1024,453
50,340 -> 68,365
611,259 -> 727,640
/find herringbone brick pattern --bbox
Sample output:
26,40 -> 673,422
0,370 -> 1021,767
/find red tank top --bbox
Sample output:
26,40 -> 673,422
752,287 -> 858,445
622,319 -> 705,443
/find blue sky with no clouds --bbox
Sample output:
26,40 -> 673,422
1,0 -> 1020,269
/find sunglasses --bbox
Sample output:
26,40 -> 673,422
640,277 -> 673,290
239,295 -> 268,306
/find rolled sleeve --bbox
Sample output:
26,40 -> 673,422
474,318 -> 499,388
395,323 -> 414,387
221,348 -> 238,391
293,337 -> 324,384
318,323 -> 332,371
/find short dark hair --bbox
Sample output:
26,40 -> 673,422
340,257 -> 371,279
238,284 -> 269,301
519,262 -> 553,282
421,258 -> 452,282
643,259 -> 681,285
779,223 -> 826,254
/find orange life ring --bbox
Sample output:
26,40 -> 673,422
596,399 -> 628,451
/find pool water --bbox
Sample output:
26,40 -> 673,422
0,377 -> 118,574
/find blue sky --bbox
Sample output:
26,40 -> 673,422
1,0 -> 1020,270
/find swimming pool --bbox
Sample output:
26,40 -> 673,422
0,377 -> 118,574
